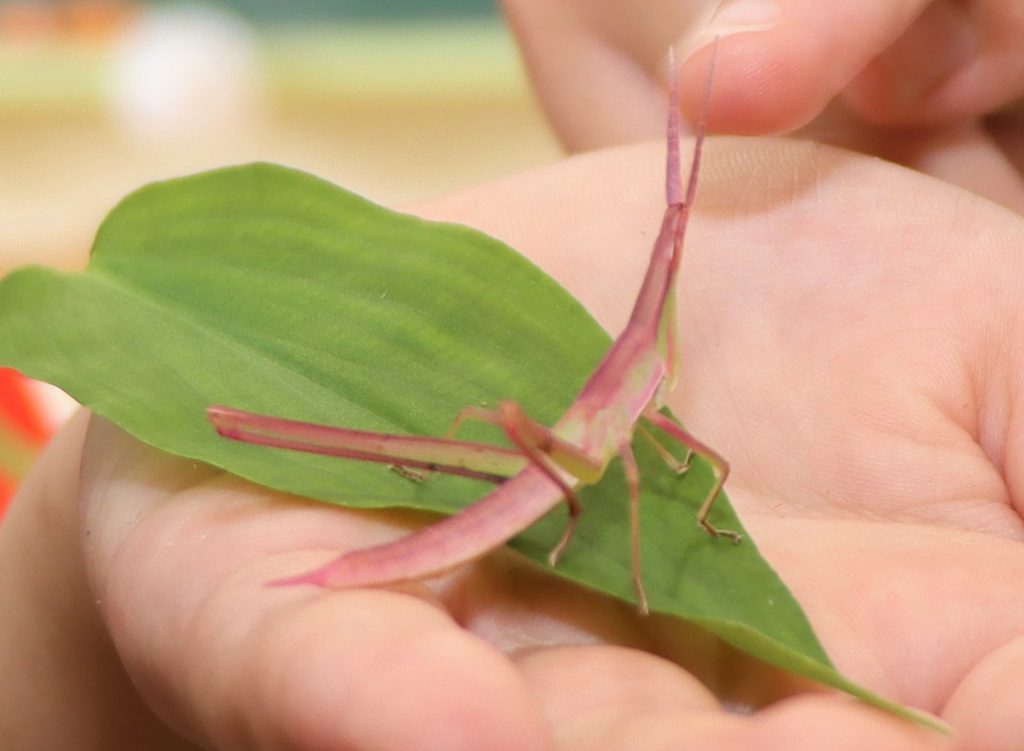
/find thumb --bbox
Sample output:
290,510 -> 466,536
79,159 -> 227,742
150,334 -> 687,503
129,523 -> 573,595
675,0 -> 932,133
0,411 -> 196,749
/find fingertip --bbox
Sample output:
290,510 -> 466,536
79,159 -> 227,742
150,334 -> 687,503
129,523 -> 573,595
744,695 -> 954,750
943,635 -> 1024,751
677,35 -> 816,135
674,0 -> 931,134
260,593 -> 555,751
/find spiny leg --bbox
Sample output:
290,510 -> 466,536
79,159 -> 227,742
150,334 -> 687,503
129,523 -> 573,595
497,401 -> 610,565
644,411 -> 741,543
445,405 -> 497,440
504,419 -> 582,567
619,441 -> 649,614
389,464 -> 431,483
388,406 -> 498,483
448,401 -> 605,565
207,405 -> 523,483
638,424 -> 691,475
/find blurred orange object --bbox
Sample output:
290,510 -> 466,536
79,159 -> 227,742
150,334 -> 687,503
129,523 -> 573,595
0,0 -> 136,43
0,368 -> 51,518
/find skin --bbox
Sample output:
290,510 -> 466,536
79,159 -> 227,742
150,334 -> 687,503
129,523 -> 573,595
502,0 -> 1024,211
3,137 -> 1024,749
4,3 -> 1024,748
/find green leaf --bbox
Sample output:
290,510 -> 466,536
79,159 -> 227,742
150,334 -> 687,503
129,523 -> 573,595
0,163 -> 942,730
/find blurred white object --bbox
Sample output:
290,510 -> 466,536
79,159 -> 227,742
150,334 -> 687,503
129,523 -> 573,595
107,4 -> 264,143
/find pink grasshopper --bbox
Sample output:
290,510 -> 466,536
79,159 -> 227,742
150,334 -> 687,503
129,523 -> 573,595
208,47 -> 739,613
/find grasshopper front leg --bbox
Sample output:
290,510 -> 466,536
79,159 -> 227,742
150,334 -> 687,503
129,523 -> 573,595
446,401 -> 603,565
449,401 -> 657,610
644,410 -> 741,543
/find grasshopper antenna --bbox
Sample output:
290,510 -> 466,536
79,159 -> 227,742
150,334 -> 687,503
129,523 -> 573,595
666,38 -> 719,209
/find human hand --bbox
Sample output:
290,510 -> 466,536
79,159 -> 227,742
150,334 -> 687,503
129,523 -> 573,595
3,138 -> 1021,749
502,0 -> 1024,211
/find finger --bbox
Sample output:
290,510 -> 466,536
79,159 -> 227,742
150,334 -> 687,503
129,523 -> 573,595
887,123 -> 1024,213
943,634 -> 1024,751
843,0 -> 1024,126
505,0 -> 934,145
0,411 -> 197,749
986,102 -> 1024,181
676,0 -> 932,134
793,107 -> 1024,213
725,695 -> 952,751
78,417 -> 555,751
515,645 -> 720,749
501,0 -> 693,150
517,646 -> 950,750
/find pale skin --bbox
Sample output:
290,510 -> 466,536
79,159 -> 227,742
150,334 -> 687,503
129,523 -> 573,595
4,4 -> 1024,750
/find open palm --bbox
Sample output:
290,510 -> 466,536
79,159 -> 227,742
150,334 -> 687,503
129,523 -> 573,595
4,138 -> 1021,750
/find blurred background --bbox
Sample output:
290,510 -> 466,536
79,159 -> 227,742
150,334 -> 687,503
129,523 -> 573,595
1,0 -> 561,270
0,0 -> 562,515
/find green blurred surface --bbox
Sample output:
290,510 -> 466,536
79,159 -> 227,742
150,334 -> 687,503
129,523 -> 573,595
150,0 -> 499,23
0,20 -> 521,112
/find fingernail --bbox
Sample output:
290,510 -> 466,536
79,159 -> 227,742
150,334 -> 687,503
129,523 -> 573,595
673,0 -> 779,68
706,0 -> 780,36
